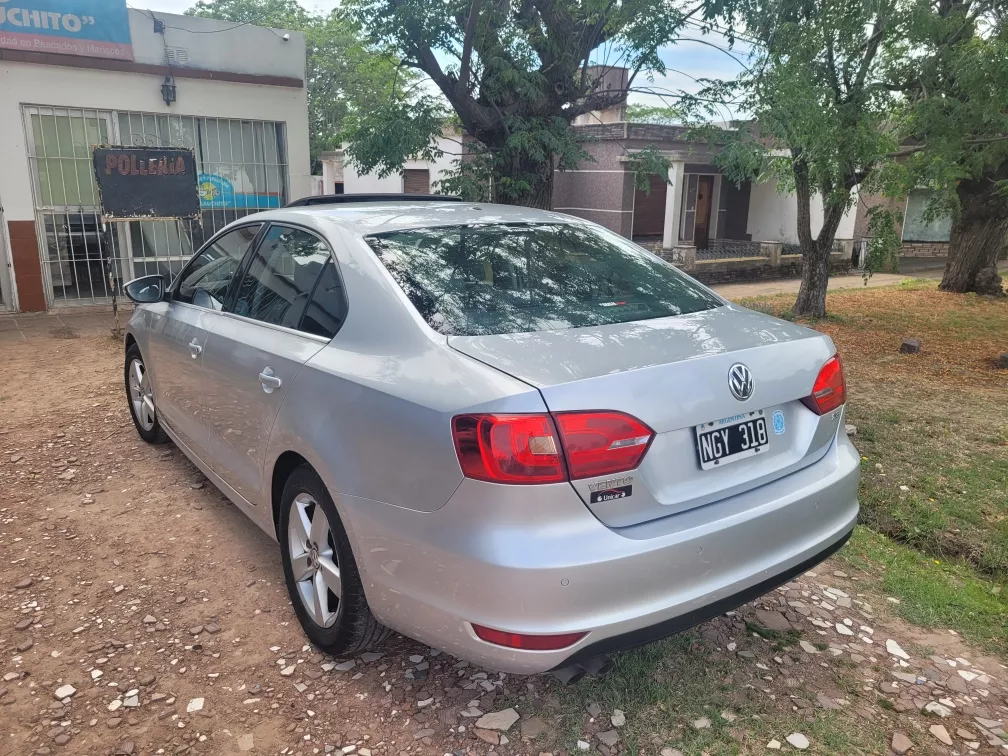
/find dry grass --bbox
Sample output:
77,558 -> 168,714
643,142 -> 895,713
738,280 -> 1008,580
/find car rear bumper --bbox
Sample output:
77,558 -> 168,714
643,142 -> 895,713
337,430 -> 860,674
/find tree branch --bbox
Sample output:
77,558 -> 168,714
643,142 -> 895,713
890,135 -> 1008,157
458,0 -> 484,96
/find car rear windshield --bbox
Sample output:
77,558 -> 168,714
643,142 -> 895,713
365,223 -> 722,336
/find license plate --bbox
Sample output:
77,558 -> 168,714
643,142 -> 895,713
695,413 -> 769,470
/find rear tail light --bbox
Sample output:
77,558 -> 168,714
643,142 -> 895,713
471,623 -> 587,650
451,411 -> 654,484
451,414 -> 566,484
802,354 -> 846,415
553,411 -> 654,480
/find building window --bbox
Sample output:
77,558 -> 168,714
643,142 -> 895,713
119,112 -> 288,283
23,105 -> 289,306
903,189 -> 952,243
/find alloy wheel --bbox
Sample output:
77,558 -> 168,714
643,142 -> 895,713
288,492 -> 341,628
128,358 -> 156,432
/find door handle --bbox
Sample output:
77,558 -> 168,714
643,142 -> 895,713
188,338 -> 203,359
259,367 -> 282,393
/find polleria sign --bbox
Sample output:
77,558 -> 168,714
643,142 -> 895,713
0,0 -> 133,60
93,147 -> 201,220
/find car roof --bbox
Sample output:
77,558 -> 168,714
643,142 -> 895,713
271,201 -> 585,237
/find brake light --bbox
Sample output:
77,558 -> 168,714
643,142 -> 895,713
553,411 -> 654,480
471,623 -> 587,650
802,354 -> 846,415
451,411 -> 653,484
451,414 -> 566,484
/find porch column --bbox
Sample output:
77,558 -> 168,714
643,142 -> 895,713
663,161 -> 685,250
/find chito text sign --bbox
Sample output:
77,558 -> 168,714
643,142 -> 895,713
93,147 -> 201,220
0,0 -> 133,60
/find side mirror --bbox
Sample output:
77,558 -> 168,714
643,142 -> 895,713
123,274 -> 167,304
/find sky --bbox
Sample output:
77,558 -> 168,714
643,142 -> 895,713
135,0 -> 749,117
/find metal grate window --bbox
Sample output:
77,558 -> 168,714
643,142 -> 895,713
22,106 -> 127,305
22,105 -> 289,307
117,111 -> 288,287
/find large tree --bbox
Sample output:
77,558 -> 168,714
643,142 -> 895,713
339,0 -> 691,208
885,0 -> 1008,294
701,0 -> 903,317
187,0 -> 408,169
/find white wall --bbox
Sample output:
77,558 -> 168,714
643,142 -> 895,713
0,62 -> 310,222
127,10 -> 304,79
343,133 -> 465,194
746,179 -> 857,243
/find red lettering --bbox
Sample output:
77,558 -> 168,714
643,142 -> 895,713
130,155 -> 139,176
118,155 -> 130,175
148,159 -> 157,176
105,154 -> 116,175
175,156 -> 185,174
139,158 -> 148,176
157,157 -> 167,175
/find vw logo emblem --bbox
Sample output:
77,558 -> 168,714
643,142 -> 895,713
728,363 -> 754,401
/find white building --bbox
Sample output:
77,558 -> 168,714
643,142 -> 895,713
318,127 -> 465,197
0,4 -> 309,312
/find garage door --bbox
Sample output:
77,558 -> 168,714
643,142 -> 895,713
404,169 -> 430,194
632,174 -> 667,238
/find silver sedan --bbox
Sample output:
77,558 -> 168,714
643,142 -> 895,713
122,199 -> 859,677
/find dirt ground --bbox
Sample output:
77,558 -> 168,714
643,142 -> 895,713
1,317 -> 1007,756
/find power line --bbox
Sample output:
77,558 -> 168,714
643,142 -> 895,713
130,6 -> 288,39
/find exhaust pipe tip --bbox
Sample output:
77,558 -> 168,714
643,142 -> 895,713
551,655 -> 614,685
552,664 -> 587,685
580,655 -> 615,679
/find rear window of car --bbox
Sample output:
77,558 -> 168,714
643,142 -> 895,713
365,222 -> 722,336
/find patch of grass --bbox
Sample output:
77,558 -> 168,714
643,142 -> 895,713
851,390 -> 1008,578
839,526 -> 1008,653
525,634 -> 886,755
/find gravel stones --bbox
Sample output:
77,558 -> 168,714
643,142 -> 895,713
53,684 -> 76,700
785,733 -> 810,750
891,732 -> 913,754
474,708 -> 519,732
754,609 -> 792,633
929,724 -> 952,746
886,639 -> 910,660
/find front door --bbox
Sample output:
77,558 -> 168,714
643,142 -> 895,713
202,224 -> 332,502
694,176 -> 714,249
147,224 -> 263,458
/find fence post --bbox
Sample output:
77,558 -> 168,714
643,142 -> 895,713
764,242 -> 782,267
683,246 -> 697,272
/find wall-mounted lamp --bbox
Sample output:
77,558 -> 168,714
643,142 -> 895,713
161,75 -> 177,107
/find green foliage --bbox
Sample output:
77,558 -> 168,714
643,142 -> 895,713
626,146 -> 672,192
862,206 -> 901,279
187,0 -> 306,26
881,1 -> 1008,218
342,94 -> 446,179
187,0 -> 407,169
340,0 -> 692,206
626,104 -> 683,124
694,0 -> 905,315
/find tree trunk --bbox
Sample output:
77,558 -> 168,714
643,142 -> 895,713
491,148 -> 554,208
940,181 -> 1008,293
792,160 -> 847,318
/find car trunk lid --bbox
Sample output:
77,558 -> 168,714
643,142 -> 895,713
448,306 -> 843,528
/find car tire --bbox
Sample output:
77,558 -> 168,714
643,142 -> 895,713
125,343 -> 168,444
279,464 -> 389,654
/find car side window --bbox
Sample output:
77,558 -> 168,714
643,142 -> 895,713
175,224 -> 262,308
230,225 -> 330,329
300,261 -> 349,339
